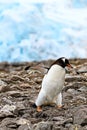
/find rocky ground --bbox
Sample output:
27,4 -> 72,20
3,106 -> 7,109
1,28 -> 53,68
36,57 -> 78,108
0,59 -> 87,130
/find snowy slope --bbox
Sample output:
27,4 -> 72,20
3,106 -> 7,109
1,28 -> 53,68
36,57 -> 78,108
0,0 -> 87,62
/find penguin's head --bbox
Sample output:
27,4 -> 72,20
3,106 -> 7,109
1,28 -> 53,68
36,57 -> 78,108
52,57 -> 73,69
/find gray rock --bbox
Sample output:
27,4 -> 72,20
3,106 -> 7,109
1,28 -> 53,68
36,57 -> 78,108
16,118 -> 30,125
16,102 -> 25,110
65,75 -> 87,82
52,116 -> 64,121
0,80 -> 7,86
0,104 -> 16,118
65,123 -> 72,128
2,97 -> 12,104
0,117 -> 31,130
68,124 -> 82,130
0,80 -> 9,92
73,106 -> 87,125
64,118 -> 73,125
0,104 -> 16,113
6,90 -> 22,97
83,125 -> 87,130
0,126 -> 9,130
75,95 -> 86,103
0,118 -> 17,128
18,124 -> 31,130
52,116 -> 65,126
32,121 -> 53,130
0,110 -> 13,118
78,86 -> 87,92
67,88 -> 77,94
77,65 -> 87,72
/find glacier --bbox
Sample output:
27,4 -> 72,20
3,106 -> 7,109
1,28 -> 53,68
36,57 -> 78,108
0,0 -> 87,62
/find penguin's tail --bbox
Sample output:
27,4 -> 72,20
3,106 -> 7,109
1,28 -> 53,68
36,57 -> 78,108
32,103 -> 37,108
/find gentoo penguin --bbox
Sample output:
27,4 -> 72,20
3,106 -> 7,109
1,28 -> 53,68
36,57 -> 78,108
35,57 -> 73,112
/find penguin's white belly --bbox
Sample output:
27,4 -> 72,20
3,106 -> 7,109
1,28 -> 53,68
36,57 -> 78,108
42,76 -> 64,102
42,65 -> 65,102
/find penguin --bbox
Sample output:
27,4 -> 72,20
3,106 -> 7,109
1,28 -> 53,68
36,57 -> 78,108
35,57 -> 73,112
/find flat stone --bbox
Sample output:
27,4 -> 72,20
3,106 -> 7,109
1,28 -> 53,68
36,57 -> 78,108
6,91 -> 22,97
73,106 -> 87,125
32,121 -> 53,130
0,80 -> 7,86
2,97 -> 12,104
16,118 -> 30,125
0,104 -> 16,113
65,75 -> 87,82
64,118 -> 73,124
18,124 -> 31,130
67,124 -> 82,130
67,88 -> 77,94
0,104 -> 16,118
0,80 -> 9,92
52,116 -> 64,121
78,86 -> 87,92
0,111 -> 13,118
0,126 -> 8,130
0,118 -> 17,128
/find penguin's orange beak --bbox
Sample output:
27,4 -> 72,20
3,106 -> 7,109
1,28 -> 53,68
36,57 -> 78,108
66,64 -> 73,68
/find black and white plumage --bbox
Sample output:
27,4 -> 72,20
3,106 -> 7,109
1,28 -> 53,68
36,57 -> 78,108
35,57 -> 72,112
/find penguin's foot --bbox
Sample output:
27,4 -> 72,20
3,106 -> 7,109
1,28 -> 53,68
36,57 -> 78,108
37,106 -> 42,112
57,105 -> 62,109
